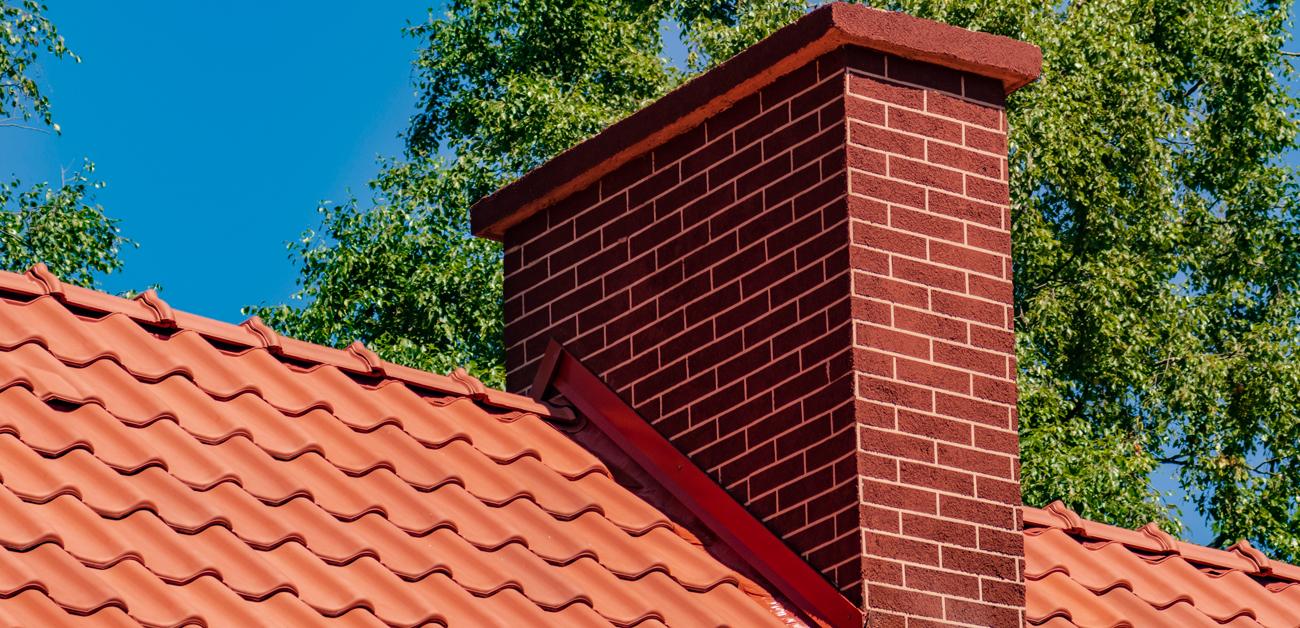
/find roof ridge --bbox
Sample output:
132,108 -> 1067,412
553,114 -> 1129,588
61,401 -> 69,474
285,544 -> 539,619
0,265 -> 547,417
1024,501 -> 1300,583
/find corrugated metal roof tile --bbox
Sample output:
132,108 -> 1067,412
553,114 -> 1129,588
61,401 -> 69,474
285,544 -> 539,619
0,267 -> 788,627
15,263 -> 1298,626
1026,503 -> 1300,627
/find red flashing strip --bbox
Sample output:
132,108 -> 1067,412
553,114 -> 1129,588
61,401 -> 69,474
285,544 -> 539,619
533,340 -> 863,628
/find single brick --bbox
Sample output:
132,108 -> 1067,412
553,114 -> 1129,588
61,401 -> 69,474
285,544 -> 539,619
858,375 -> 935,412
936,393 -> 1010,428
866,532 -> 941,566
850,122 -> 925,159
966,175 -> 1011,205
888,156 -> 964,194
978,526 -> 1025,556
856,322 -> 930,360
891,256 -> 967,294
939,443 -> 1014,479
891,206 -> 965,243
928,141 -> 1003,180
888,107 -> 962,144
854,221 -> 928,258
901,461 -> 976,495
852,171 -> 926,208
854,272 -> 930,310
932,291 -> 1005,327
945,598 -> 1021,628
965,125 -> 1006,154
898,410 -> 974,446
927,189 -> 1003,227
929,240 -> 1004,278
942,546 -> 1019,581
860,478 -> 940,514
867,584 -> 944,618
847,94 -> 887,125
887,55 -> 962,94
940,494 -> 1016,528
933,341 -> 1007,378
895,358 -> 971,395
849,74 -> 924,109
904,564 -> 981,600
902,512 -> 978,548
926,90 -> 1002,129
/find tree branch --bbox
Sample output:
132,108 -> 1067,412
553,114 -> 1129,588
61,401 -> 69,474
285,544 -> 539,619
0,119 -> 51,134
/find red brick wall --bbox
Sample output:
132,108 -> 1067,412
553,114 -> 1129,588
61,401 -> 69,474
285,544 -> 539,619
845,55 -> 1021,627
505,50 -> 864,601
502,46 -> 1022,625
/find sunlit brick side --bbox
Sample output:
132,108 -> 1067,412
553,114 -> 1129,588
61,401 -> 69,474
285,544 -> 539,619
503,52 -> 866,601
845,52 -> 1022,627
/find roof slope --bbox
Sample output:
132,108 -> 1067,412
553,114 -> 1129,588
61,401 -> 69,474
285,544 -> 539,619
0,265 -> 787,627
5,265 -> 1300,627
1025,502 -> 1300,627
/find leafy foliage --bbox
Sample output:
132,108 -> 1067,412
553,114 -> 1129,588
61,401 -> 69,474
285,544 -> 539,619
250,159 -> 507,385
0,2 -> 128,288
262,0 -> 1300,558
0,162 -> 127,287
909,0 -> 1300,557
249,0 -> 684,387
0,0 -> 74,128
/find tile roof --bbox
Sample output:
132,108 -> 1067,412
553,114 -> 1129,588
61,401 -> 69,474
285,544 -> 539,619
5,263 -> 1300,628
0,265 -> 792,627
1025,502 -> 1300,627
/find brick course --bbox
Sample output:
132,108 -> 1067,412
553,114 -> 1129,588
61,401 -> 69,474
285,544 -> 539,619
501,46 -> 1021,626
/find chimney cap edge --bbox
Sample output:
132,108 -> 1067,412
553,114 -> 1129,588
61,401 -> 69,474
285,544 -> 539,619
472,2 -> 1041,241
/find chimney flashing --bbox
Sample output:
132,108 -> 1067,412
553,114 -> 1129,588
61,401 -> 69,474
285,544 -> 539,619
471,2 -> 1040,240
531,339 -> 864,628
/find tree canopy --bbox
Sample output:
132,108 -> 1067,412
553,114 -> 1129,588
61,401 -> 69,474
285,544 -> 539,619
0,1 -> 128,288
255,0 -> 1300,560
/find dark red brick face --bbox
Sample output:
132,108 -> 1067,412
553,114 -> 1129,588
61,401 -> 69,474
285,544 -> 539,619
502,46 -> 1019,625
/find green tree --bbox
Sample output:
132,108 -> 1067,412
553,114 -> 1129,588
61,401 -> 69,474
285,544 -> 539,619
249,0 -> 682,385
1,1 -> 128,288
2,0 -> 71,129
260,0 -> 1300,559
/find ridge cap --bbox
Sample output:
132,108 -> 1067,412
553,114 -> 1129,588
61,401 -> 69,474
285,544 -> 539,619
1023,504 -> 1300,582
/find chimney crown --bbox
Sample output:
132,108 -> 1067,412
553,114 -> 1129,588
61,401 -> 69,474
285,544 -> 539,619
472,2 -> 1039,240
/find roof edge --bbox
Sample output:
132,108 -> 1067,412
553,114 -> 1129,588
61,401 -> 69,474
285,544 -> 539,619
0,265 -> 549,417
471,2 -> 1041,240
532,340 -> 862,628
1024,501 -> 1300,583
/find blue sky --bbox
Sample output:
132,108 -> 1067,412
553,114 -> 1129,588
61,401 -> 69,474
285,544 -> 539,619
2,2 -> 1274,545
0,2 -> 434,322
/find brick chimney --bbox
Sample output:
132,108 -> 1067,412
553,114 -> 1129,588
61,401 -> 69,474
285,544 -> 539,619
473,5 -> 1040,626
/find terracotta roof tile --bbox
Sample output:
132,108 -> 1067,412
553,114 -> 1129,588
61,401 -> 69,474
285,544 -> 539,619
0,269 -> 789,627
1026,502 -> 1300,627
10,263 -> 1295,626
0,589 -> 139,627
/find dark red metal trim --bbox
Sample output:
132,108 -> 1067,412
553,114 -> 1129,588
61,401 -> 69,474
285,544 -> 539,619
532,340 -> 863,628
